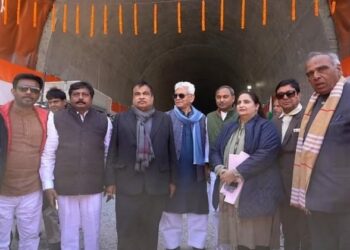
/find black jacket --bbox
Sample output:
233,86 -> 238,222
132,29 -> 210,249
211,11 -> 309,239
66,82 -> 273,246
105,110 -> 177,196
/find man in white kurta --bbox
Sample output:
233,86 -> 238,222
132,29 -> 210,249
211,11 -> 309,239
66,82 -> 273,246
40,81 -> 112,250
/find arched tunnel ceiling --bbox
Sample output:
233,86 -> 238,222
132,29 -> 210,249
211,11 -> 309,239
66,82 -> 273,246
38,0 -> 336,112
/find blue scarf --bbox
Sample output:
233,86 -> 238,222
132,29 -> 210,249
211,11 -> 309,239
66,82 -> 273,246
173,106 -> 205,165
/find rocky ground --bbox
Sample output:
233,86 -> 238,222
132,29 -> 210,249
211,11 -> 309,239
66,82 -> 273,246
10,194 -> 283,250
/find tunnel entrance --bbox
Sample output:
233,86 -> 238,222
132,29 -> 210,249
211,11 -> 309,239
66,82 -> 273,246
38,0 -> 336,112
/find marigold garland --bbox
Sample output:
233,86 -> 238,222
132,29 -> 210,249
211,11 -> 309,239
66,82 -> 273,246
241,0 -> 246,30
75,4 -> 80,34
262,0 -> 267,26
153,3 -> 158,34
314,0 -> 319,17
63,3 -> 67,32
330,0 -> 336,15
103,4 -> 108,35
3,0 -> 7,25
33,1 -> 37,28
177,1 -> 182,34
118,4 -> 123,35
90,4 -> 95,37
201,0 -> 205,32
291,0 -> 296,21
2,0 -> 337,36
16,0 -> 20,25
220,0 -> 224,31
133,3 -> 138,35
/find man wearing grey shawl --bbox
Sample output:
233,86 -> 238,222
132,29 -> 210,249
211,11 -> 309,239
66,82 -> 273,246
105,81 -> 177,250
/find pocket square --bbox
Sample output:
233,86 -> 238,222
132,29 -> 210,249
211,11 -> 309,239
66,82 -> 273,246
293,128 -> 300,133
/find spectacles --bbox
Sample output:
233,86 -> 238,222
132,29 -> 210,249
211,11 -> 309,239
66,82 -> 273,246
17,86 -> 41,94
173,93 -> 187,99
276,90 -> 296,100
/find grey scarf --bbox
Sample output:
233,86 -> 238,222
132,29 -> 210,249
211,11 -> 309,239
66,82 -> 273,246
132,107 -> 155,172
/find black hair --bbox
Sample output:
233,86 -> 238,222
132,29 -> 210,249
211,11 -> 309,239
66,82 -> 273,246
216,85 -> 235,96
275,79 -> 300,94
237,90 -> 265,118
13,73 -> 44,90
46,87 -> 66,100
68,81 -> 94,98
132,80 -> 154,96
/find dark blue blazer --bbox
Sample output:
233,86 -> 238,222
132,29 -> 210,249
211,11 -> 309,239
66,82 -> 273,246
210,115 -> 283,217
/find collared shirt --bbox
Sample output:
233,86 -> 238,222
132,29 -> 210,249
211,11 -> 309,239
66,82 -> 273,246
279,103 -> 302,142
40,111 -> 113,190
77,110 -> 89,122
220,111 -> 228,120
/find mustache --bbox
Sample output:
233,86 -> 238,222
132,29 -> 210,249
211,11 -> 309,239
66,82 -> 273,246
75,100 -> 86,104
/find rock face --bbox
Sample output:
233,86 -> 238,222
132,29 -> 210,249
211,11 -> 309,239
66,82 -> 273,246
37,0 -> 336,112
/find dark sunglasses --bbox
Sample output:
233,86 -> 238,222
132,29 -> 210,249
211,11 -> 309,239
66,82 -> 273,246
276,90 -> 296,100
173,93 -> 187,99
17,86 -> 41,94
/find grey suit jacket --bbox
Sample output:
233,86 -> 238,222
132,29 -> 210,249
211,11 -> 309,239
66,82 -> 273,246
306,80 -> 350,213
273,110 -> 303,200
106,109 -> 177,196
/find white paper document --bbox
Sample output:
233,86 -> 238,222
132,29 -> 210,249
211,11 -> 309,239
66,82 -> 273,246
220,151 -> 250,205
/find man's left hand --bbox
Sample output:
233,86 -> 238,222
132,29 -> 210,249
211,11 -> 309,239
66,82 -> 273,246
104,185 -> 116,202
169,183 -> 176,198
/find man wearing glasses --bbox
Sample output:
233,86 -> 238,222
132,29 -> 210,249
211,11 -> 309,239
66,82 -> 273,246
105,81 -> 177,250
40,81 -> 112,250
207,85 -> 237,247
291,52 -> 350,250
0,73 -> 48,250
160,81 -> 208,250
273,79 -> 311,250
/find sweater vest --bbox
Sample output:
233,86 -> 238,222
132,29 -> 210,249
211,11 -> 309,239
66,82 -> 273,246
54,108 -> 108,195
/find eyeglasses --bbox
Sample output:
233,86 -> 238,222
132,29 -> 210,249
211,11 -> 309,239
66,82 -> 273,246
173,93 -> 187,99
276,90 -> 296,100
17,86 -> 41,94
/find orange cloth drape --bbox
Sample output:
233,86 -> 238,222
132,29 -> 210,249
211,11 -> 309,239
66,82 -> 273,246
329,1 -> 350,76
0,0 -> 54,69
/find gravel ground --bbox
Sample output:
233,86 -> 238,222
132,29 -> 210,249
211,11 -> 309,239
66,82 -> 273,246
10,200 -> 218,250
10,194 -> 283,250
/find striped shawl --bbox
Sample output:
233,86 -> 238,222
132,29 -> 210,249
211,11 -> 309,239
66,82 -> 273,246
291,77 -> 346,209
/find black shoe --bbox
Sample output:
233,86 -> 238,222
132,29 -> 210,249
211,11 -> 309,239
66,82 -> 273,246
192,248 -> 205,250
166,247 -> 180,250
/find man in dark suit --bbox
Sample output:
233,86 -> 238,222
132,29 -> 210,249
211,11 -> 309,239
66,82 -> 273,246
291,52 -> 350,250
105,81 -> 177,250
273,79 -> 310,250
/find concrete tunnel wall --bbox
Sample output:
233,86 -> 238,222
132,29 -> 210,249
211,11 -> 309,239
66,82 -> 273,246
37,0 -> 337,113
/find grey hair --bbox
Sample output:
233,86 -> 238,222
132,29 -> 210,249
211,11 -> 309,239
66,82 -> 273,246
216,85 -> 235,96
174,81 -> 195,95
306,51 -> 341,66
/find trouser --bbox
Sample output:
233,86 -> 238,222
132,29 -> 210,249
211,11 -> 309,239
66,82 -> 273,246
116,193 -> 167,250
308,210 -> 350,250
280,203 -> 311,250
160,212 -> 208,249
208,172 -> 219,246
43,195 -> 60,244
58,193 -> 102,250
0,190 -> 42,250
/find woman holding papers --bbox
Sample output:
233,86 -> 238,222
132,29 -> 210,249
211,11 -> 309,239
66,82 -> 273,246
210,91 -> 283,250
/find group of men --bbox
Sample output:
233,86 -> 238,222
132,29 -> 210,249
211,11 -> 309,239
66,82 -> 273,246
273,51 -> 350,250
0,51 -> 349,250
